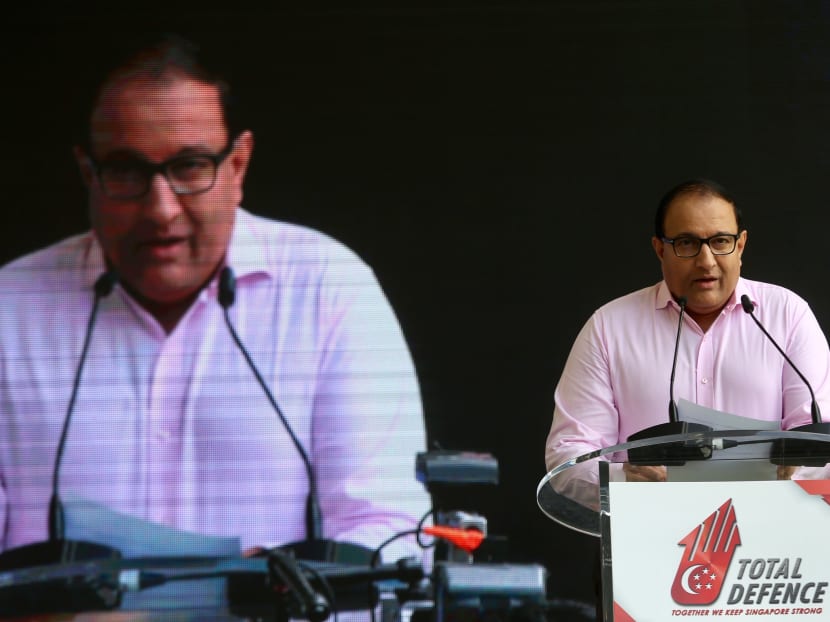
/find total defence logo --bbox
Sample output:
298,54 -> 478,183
671,499 -> 741,605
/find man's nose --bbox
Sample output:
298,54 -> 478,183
695,242 -> 718,266
144,173 -> 183,221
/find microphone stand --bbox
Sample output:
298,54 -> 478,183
0,272 -> 123,613
627,296 -> 712,465
740,295 -> 830,466
218,267 -> 378,569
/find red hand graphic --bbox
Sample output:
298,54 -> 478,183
671,498 -> 741,605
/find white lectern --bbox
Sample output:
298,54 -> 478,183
537,430 -> 830,621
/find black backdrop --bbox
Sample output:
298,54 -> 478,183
2,1 -> 829,610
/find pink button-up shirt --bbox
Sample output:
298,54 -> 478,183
546,278 -> 830,470
0,209 -> 430,559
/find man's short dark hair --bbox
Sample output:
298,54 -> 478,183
76,33 -> 241,149
654,179 -> 743,238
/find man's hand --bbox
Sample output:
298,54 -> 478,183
777,465 -> 797,480
243,546 -> 267,558
623,463 -> 667,482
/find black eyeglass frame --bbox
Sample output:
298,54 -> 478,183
86,139 -> 237,200
660,232 -> 742,258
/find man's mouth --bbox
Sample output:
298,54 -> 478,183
138,236 -> 189,259
693,275 -> 719,288
141,235 -> 187,246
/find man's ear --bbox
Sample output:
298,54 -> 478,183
736,229 -> 748,257
736,229 -> 747,267
226,130 -> 254,207
230,130 -> 254,186
73,146 -> 94,188
652,236 -> 665,261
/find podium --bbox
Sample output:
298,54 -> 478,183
536,430 -> 830,621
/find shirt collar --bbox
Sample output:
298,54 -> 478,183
731,277 -> 752,312
83,233 -> 112,292
655,281 -> 678,310
224,208 -> 273,282
655,277 -> 749,313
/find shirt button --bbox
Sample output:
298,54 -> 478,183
701,378 -> 709,384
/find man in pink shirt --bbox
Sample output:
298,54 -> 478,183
545,179 -> 830,483
0,35 -> 430,561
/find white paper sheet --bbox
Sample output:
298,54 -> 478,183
667,399 -> 779,481
64,493 -> 240,611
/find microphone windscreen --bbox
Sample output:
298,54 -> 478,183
219,266 -> 236,309
740,294 -> 754,314
94,271 -> 118,298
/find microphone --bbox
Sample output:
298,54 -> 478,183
627,295 -> 712,465
217,267 -> 375,565
740,295 -> 821,424
740,294 -> 830,465
0,271 -> 123,615
50,271 -> 119,541
668,296 -> 688,424
217,267 -> 322,542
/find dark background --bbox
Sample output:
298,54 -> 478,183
2,1 -> 829,613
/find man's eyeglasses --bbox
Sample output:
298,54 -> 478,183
87,141 -> 236,200
660,233 -> 741,258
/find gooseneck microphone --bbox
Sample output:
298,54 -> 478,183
627,295 -> 712,465
217,267 -> 323,542
740,294 -> 822,424
0,271 -> 123,616
739,294 -> 830,466
668,296 -> 688,424
50,271 -> 119,541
